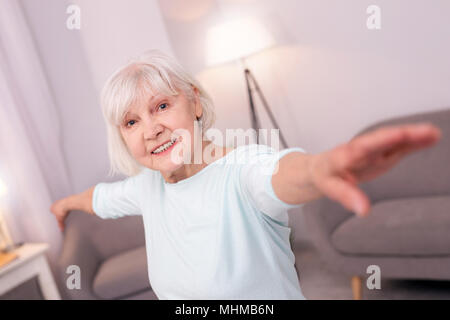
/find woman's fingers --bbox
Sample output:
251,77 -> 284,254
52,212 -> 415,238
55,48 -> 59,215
315,174 -> 371,217
350,123 -> 441,159
380,138 -> 431,163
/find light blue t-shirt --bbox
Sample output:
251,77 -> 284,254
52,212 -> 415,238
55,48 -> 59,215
92,143 -> 307,300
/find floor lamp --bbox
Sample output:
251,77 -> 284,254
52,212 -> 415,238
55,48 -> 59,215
206,18 -> 289,148
244,67 -> 288,148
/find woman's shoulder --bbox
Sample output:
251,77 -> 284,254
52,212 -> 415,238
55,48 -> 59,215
223,145 -> 235,157
206,144 -> 236,163
218,143 -> 276,165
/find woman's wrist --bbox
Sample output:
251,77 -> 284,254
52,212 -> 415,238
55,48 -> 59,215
305,153 -> 326,200
64,187 -> 95,215
63,194 -> 78,213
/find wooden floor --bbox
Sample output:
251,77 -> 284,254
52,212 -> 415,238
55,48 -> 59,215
294,241 -> 450,300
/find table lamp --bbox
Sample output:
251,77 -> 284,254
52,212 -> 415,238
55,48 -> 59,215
0,177 -> 16,268
205,17 -> 288,148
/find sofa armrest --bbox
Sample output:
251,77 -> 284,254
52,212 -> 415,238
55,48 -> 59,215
58,212 -> 102,300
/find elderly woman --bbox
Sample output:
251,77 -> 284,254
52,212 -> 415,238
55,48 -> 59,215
51,50 -> 441,300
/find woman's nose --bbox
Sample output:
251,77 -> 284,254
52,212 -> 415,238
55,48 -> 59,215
143,119 -> 163,140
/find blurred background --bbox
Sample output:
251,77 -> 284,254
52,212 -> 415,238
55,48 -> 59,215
0,0 -> 449,299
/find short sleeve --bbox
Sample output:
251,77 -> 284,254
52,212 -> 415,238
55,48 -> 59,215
92,174 -> 142,219
239,144 -> 307,224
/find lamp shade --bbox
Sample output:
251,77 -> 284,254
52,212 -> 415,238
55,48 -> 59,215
205,17 -> 275,66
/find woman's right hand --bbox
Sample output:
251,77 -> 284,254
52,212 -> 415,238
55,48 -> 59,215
50,198 -> 70,232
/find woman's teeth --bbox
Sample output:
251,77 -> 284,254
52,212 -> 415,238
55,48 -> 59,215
152,138 -> 177,154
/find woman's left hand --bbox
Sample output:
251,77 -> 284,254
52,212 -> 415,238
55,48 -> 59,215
308,123 -> 442,217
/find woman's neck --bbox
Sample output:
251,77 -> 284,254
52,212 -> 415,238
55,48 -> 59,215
161,140 -> 233,184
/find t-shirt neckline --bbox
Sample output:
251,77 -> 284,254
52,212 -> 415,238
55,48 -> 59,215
161,145 -> 245,187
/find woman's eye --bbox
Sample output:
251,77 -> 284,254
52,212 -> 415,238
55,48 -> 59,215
126,120 -> 136,127
158,103 -> 168,110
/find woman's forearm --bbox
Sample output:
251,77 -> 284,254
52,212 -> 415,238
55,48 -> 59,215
64,185 -> 97,215
272,152 -> 324,205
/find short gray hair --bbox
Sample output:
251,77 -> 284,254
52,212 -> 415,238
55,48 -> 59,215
100,50 -> 216,177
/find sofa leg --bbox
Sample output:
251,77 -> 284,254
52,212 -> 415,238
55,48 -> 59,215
351,276 -> 363,300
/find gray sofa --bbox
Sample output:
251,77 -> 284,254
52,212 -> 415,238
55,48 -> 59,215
58,211 -> 157,299
302,108 -> 450,297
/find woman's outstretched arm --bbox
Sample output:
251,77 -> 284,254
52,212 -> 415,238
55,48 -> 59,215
50,186 -> 96,231
272,123 -> 442,217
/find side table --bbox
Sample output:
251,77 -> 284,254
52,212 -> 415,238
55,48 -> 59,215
0,243 -> 61,299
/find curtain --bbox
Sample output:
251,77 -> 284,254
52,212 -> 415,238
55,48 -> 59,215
0,0 -> 73,264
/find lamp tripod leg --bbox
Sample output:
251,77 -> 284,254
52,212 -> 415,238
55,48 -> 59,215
244,68 -> 262,144
244,68 -> 289,149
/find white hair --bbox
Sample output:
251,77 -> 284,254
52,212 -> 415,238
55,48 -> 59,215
100,50 -> 216,177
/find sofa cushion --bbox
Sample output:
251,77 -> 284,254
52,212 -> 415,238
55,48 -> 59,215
93,246 -> 151,299
331,195 -> 450,256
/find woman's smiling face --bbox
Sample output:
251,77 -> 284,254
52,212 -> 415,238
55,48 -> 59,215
119,88 -> 202,174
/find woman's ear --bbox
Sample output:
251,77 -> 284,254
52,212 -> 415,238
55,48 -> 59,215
192,86 -> 200,100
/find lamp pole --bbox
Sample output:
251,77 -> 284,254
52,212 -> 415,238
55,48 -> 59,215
243,67 -> 289,149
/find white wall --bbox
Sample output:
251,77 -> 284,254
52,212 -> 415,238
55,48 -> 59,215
159,0 -> 450,153
71,0 -> 174,95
